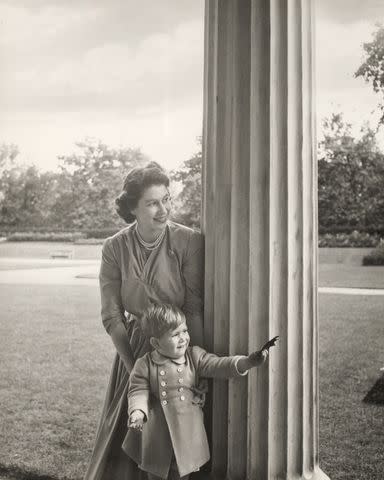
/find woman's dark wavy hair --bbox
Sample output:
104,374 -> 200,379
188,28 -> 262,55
115,161 -> 170,224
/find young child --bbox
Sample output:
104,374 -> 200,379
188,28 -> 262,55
121,303 -> 278,480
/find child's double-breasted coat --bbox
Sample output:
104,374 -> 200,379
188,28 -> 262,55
122,346 -> 247,479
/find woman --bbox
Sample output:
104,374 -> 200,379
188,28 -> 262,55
84,162 -> 204,480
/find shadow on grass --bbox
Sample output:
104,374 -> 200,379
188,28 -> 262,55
0,464 -> 73,480
363,373 -> 384,405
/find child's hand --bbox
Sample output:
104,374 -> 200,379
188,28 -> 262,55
260,335 -> 279,352
128,410 -> 145,432
249,335 -> 279,366
247,349 -> 269,367
237,335 -> 279,373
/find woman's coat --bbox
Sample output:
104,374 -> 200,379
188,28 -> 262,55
84,222 -> 204,480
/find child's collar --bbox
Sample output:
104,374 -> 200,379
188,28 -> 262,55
151,349 -> 187,365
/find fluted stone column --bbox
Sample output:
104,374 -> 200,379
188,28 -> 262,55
201,1 -> 330,479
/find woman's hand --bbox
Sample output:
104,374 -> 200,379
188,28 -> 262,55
128,410 -> 145,431
109,323 -> 135,374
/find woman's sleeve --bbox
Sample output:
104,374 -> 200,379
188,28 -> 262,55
182,231 -> 205,347
99,238 -> 135,372
99,238 -> 125,334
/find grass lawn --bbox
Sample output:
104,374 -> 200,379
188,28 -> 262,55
319,247 -> 384,289
318,248 -> 373,266
319,294 -> 384,480
0,284 -> 113,480
319,264 -> 384,289
0,245 -> 383,479
0,288 -> 382,480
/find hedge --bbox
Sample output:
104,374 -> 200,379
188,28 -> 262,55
362,241 -> 384,266
5,232 -> 86,242
2,229 -> 383,248
318,231 -> 381,248
319,225 -> 384,236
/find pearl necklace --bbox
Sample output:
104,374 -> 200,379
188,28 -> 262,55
135,225 -> 166,251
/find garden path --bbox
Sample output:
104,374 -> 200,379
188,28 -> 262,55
0,258 -> 98,286
1,257 -> 384,294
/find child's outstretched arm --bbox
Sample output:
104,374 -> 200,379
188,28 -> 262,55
236,335 -> 279,374
193,336 -> 279,379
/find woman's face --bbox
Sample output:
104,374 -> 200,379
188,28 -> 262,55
132,183 -> 171,233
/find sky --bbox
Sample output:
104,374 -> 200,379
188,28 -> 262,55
316,0 -> 384,133
0,0 -> 384,172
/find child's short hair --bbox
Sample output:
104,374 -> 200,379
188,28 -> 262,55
140,303 -> 186,338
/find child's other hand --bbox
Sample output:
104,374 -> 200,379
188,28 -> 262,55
128,410 -> 145,431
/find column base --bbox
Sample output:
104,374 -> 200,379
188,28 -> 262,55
288,466 -> 331,480
303,466 -> 331,480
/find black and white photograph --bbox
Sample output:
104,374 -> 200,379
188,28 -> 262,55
0,1 -> 383,480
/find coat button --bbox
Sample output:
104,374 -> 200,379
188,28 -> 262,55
160,370 -> 165,376
178,387 -> 184,392
180,395 -> 185,401
161,391 -> 167,397
177,367 -> 183,372
162,400 -> 168,406
160,381 -> 166,387
178,378 -> 183,384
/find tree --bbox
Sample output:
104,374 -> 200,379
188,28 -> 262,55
355,24 -> 384,124
318,113 -> 384,230
0,139 -> 149,231
55,138 -> 149,230
0,163 -> 60,228
170,142 -> 202,229
0,143 -> 19,173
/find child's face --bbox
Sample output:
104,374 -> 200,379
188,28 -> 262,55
152,322 -> 190,359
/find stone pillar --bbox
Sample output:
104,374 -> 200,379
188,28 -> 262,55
202,1 -> 330,479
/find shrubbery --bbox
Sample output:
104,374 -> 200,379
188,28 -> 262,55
6,232 -> 86,242
319,225 -> 384,236
362,240 -> 384,265
1,228 -> 122,241
74,238 -> 104,245
83,228 -> 121,239
2,229 -> 382,249
318,230 -> 381,248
